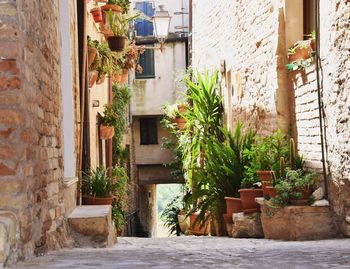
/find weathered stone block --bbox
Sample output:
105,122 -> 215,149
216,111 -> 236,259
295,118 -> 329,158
260,201 -> 339,240
231,212 -> 264,238
68,206 -> 116,248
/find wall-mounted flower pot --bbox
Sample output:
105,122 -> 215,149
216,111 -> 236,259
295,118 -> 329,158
257,170 -> 273,197
239,188 -> 263,214
224,197 -> 243,216
90,7 -> 103,23
288,44 -> 312,62
83,195 -> 114,205
107,36 -> 127,52
100,124 -> 115,140
101,4 -> 122,24
88,47 -> 97,68
175,117 -> 186,130
88,70 -> 98,88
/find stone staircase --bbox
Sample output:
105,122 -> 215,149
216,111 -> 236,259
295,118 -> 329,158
68,205 -> 116,248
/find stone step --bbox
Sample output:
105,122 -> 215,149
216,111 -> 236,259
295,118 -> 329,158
0,211 -> 19,268
68,206 -> 116,248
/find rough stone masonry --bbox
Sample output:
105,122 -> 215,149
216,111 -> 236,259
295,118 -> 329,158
0,0 -> 71,265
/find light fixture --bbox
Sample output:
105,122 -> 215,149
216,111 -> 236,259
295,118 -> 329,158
151,5 -> 171,52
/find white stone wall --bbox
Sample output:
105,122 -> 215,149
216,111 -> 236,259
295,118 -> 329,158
191,0 -> 283,135
319,0 -> 350,236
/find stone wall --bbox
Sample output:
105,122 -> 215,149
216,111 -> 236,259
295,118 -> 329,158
0,0 -> 71,265
191,0 -> 290,135
191,0 -> 350,236
319,0 -> 350,236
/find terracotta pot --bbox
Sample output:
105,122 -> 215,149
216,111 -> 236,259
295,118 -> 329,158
175,117 -> 186,130
289,186 -> 312,205
101,4 -> 122,24
96,74 -> 106,85
83,195 -> 114,205
288,44 -> 312,62
88,70 -> 98,88
239,188 -> 263,214
177,104 -> 187,113
257,170 -> 273,197
266,186 -> 277,198
90,7 -> 103,23
223,213 -> 233,224
189,212 -> 210,236
224,197 -> 242,216
177,212 -> 190,234
88,47 -> 97,68
120,69 -> 128,84
100,124 -> 115,140
112,73 -> 122,83
107,36 -> 127,52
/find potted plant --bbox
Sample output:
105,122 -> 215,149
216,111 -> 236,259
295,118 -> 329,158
100,104 -> 117,140
288,40 -> 313,63
101,0 -> 123,24
238,178 -> 263,214
82,166 -> 119,205
105,10 -> 139,52
87,36 -> 98,68
224,197 -> 243,216
90,3 -> 103,23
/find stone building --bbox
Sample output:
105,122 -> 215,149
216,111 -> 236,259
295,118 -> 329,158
129,0 -> 188,236
191,0 -> 350,236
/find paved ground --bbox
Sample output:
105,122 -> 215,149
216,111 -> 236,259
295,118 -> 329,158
14,237 -> 350,269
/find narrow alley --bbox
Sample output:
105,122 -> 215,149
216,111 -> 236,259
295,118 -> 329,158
14,237 -> 350,269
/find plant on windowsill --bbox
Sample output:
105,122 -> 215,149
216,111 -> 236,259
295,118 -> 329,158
82,166 -> 119,205
104,10 -> 140,51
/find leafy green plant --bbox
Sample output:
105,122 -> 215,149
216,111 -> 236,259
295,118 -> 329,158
242,129 -> 289,188
83,166 -> 123,198
115,0 -> 131,13
286,58 -> 313,71
106,10 -> 140,37
160,196 -> 182,236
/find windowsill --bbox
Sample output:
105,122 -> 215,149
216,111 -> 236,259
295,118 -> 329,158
64,177 -> 79,188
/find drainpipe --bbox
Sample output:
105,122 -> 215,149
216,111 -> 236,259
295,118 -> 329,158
315,0 -> 328,198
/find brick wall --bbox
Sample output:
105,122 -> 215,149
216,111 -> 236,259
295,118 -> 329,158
0,0 -> 71,264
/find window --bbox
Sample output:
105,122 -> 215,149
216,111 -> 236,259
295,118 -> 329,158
303,0 -> 315,38
135,2 -> 154,37
140,118 -> 158,145
136,48 -> 155,79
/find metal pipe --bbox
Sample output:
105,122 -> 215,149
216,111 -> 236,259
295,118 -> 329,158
315,0 -> 328,198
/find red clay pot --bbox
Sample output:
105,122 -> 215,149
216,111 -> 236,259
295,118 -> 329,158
83,195 -> 113,205
288,42 -> 312,62
101,4 -> 122,24
223,213 -> 233,224
290,187 -> 312,205
100,124 -> 115,140
90,7 -> 103,23
88,47 -> 97,68
175,117 -> 186,130
107,36 -> 127,52
189,212 -> 210,236
266,186 -> 277,198
224,197 -> 242,216
257,170 -> 273,197
239,189 -> 263,214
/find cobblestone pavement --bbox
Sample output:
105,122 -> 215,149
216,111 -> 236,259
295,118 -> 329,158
14,237 -> 350,269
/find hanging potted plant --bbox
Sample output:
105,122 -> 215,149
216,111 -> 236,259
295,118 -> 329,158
101,0 -> 123,24
82,166 -> 119,205
87,36 -> 98,68
105,10 -> 139,52
100,104 -> 116,140
90,3 -> 103,23
288,40 -> 313,63
120,42 -> 145,84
